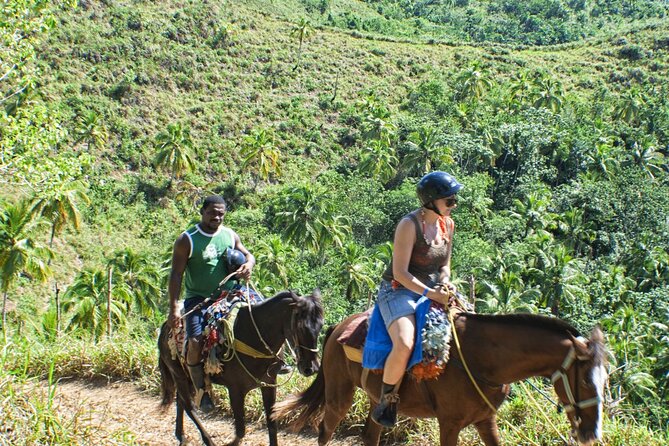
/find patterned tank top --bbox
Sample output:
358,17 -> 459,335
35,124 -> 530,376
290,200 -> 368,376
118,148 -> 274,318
183,224 -> 236,299
382,211 -> 453,286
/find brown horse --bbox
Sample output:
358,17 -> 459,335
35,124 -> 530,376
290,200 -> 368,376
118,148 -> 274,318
158,290 -> 324,446
273,311 -> 608,446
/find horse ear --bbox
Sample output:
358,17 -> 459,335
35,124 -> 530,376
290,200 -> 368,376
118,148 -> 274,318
311,288 -> 321,300
590,325 -> 604,345
570,334 -> 590,358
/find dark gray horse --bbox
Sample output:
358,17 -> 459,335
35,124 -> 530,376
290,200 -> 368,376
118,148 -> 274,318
158,290 -> 324,446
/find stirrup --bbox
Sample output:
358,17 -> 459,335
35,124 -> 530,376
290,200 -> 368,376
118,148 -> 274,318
371,392 -> 400,427
194,388 -> 215,413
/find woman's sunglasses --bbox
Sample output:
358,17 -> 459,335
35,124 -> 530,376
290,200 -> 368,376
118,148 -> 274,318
444,196 -> 458,207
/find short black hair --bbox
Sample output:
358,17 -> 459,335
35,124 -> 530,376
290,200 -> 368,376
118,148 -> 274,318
200,195 -> 226,212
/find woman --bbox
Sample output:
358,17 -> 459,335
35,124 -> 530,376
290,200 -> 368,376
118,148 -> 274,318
371,171 -> 462,427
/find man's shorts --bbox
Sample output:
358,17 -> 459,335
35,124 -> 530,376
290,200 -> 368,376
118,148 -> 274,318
183,296 -> 211,338
376,280 -> 421,330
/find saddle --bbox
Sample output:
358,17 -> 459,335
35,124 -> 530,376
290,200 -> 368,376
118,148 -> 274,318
168,287 -> 267,374
338,302 -> 464,381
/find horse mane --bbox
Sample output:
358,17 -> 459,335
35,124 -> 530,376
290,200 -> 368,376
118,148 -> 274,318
462,312 -> 582,338
255,289 -> 324,333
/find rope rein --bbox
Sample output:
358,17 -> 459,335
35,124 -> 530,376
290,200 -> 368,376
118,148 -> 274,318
447,311 -> 569,446
226,281 -> 293,388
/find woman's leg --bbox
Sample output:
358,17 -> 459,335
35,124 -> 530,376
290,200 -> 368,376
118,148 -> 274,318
371,314 -> 416,427
383,315 -> 416,385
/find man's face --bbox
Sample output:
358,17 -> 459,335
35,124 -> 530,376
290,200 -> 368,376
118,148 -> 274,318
200,203 -> 226,230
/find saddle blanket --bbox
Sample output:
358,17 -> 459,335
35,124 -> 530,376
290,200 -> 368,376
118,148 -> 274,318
354,296 -> 453,381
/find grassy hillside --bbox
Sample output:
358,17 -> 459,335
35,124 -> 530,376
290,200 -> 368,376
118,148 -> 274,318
2,0 -> 669,443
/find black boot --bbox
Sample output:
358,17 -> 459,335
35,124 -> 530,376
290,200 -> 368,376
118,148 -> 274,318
188,363 -> 215,414
277,362 -> 292,375
371,382 -> 400,427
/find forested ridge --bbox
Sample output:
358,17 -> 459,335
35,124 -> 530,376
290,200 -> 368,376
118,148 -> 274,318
1,0 -> 668,444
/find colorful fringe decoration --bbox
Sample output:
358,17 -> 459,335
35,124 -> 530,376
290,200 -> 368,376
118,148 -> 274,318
410,302 -> 451,381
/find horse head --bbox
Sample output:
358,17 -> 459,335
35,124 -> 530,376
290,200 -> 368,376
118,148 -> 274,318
552,326 -> 608,445
286,289 -> 324,377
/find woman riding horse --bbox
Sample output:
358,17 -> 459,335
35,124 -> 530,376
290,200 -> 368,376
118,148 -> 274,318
370,171 -> 462,426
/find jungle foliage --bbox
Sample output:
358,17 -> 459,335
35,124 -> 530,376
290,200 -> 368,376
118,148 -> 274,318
1,0 -> 668,443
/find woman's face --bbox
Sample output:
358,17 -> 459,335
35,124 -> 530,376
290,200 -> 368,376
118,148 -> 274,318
434,195 -> 458,214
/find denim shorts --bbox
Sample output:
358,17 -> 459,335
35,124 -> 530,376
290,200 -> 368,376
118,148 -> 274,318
376,280 -> 421,330
183,296 -> 212,338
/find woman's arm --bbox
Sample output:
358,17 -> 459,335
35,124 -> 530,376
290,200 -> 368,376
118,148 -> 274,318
392,217 -> 450,305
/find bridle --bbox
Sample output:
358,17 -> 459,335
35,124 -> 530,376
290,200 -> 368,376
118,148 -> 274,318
550,342 -> 602,425
287,307 -> 320,359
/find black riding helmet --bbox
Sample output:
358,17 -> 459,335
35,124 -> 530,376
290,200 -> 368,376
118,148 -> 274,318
416,171 -> 462,215
225,248 -> 247,274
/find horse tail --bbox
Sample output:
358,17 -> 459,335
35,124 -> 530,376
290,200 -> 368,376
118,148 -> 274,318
272,325 -> 335,431
158,322 -> 176,409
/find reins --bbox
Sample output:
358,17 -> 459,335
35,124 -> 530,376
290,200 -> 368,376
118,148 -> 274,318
229,282 -> 297,388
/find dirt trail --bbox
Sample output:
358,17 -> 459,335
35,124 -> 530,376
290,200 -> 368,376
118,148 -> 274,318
50,380 -> 363,446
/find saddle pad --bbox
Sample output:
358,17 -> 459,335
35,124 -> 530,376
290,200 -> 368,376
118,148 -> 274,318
336,308 -> 372,348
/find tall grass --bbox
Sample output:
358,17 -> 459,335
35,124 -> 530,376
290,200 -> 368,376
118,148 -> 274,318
1,330 -> 667,445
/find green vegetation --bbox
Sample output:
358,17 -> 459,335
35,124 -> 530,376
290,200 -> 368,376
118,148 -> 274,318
2,0 -> 668,443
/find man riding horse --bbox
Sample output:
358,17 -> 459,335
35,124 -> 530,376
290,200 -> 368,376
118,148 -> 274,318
167,195 -> 288,413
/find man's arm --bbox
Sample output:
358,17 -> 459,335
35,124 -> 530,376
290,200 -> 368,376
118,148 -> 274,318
167,233 -> 189,329
232,231 -> 255,281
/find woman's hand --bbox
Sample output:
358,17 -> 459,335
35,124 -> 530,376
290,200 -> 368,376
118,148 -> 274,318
431,282 -> 457,306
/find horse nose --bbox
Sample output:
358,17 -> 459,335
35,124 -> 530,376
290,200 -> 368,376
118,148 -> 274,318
304,366 -> 314,376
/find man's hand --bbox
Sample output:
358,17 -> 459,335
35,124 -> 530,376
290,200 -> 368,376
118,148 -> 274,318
168,308 -> 181,330
235,262 -> 253,281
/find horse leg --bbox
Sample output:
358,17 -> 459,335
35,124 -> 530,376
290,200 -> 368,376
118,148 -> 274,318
261,386 -> 278,446
175,397 -> 185,444
178,393 -> 216,446
437,418 -> 462,446
318,376 -> 356,446
474,416 -> 501,446
225,388 -> 248,446
360,405 -> 383,446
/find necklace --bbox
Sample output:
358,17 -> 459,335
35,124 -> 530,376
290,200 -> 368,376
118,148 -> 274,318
420,210 -> 447,246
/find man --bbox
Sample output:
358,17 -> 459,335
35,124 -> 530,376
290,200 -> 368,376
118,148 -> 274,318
167,195 -> 254,413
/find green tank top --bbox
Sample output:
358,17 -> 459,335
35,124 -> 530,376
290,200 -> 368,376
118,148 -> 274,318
183,224 -> 236,299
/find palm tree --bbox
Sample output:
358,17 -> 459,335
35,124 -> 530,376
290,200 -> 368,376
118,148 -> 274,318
527,243 -> 586,316
507,189 -> 556,238
255,235 -> 293,287
358,140 -> 398,184
62,267 -> 131,339
402,125 -> 453,176
507,70 -> 534,110
555,208 -> 596,258
584,138 -> 622,180
626,138 -> 666,180
361,103 -> 396,146
337,242 -> 377,302
107,248 -> 161,318
30,179 -> 90,247
274,184 -> 351,256
0,199 -> 52,339
478,270 -> 540,314
75,110 -> 108,152
613,89 -> 645,124
241,128 -> 281,182
531,74 -> 564,113
154,123 -> 196,183
455,63 -> 493,102
290,18 -> 314,70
